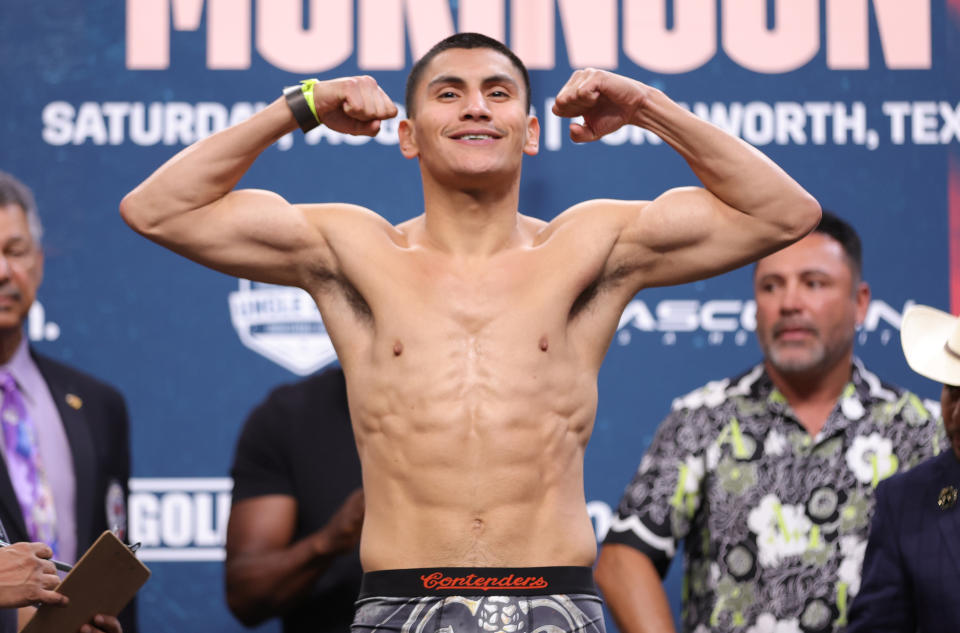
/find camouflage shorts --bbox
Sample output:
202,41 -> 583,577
352,567 -> 605,633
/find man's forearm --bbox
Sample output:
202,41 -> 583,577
225,528 -> 348,626
120,98 -> 296,233
595,544 -> 677,633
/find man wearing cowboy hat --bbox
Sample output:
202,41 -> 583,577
847,304 -> 959,633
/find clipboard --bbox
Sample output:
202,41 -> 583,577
22,531 -> 151,633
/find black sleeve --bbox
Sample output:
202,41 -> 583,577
230,394 -> 295,503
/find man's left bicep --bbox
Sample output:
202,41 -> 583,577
625,187 -> 788,287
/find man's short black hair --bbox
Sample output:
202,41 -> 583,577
405,32 -> 531,117
813,210 -> 863,281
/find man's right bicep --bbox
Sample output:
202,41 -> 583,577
144,189 -> 340,288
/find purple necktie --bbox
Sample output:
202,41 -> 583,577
0,371 -> 58,555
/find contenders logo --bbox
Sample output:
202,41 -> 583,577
228,280 -> 338,376
421,572 -> 548,592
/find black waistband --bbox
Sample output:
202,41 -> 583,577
359,566 -> 598,598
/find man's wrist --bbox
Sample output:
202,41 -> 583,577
283,79 -> 322,133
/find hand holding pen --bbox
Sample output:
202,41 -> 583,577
0,540 -> 67,609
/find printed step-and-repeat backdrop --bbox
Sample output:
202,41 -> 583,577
2,1 -> 957,631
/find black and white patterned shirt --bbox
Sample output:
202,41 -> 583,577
604,359 -> 943,633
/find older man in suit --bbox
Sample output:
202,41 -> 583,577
847,304 -> 960,633
0,171 -> 132,632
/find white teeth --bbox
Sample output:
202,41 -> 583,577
460,134 -> 492,140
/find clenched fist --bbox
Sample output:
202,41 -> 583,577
310,76 -> 399,137
552,69 -> 657,143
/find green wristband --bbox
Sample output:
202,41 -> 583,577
283,78 -> 321,133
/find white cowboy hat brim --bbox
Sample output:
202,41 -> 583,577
901,304 -> 960,387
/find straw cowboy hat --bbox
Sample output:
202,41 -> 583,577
901,304 -> 960,386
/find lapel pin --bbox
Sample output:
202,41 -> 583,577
65,393 -> 83,410
938,486 -> 958,510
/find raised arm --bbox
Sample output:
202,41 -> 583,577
552,70 -> 821,289
119,77 -> 398,287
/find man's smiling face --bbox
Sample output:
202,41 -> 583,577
399,47 -> 539,187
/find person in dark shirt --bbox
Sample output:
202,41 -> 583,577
225,367 -> 363,633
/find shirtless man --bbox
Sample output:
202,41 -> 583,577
120,33 -> 820,632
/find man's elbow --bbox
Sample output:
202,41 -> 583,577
224,562 -> 272,628
118,191 -> 152,236
782,193 -> 822,242
224,582 -> 269,628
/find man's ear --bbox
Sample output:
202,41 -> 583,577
854,280 -> 871,326
34,246 -> 44,289
398,119 -> 419,159
523,115 -> 540,156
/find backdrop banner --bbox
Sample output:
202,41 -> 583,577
1,1 -> 956,631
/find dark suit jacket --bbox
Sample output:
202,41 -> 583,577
847,450 -> 960,633
0,351 -> 135,632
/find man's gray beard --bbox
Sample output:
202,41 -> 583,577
765,341 -> 827,375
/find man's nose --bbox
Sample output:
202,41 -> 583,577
460,91 -> 491,120
779,280 -> 804,313
0,256 -> 11,281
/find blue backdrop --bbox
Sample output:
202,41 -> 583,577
1,1 -> 957,631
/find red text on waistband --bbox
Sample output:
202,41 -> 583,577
420,572 -> 549,591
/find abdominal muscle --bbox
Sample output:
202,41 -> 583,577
345,331 -> 601,571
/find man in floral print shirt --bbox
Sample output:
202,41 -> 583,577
596,212 -> 943,633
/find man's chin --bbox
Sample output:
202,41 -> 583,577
0,313 -> 26,333
767,349 -> 824,375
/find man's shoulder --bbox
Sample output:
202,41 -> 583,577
878,451 -> 951,499
852,360 -> 939,420
30,349 -> 124,400
853,359 -> 926,404
669,364 -> 765,414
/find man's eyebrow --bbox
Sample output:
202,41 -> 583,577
426,74 -> 519,91
482,74 -> 519,89
426,75 -> 466,91
2,235 -> 29,247
756,268 -> 833,281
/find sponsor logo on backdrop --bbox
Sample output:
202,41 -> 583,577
615,297 -> 911,348
128,478 -> 232,562
228,280 -> 338,376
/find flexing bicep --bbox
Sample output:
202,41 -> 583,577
123,186 -> 369,287
613,186 -> 811,288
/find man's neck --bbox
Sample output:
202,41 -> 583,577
765,351 -> 854,436
419,172 -> 524,257
0,329 -> 23,366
